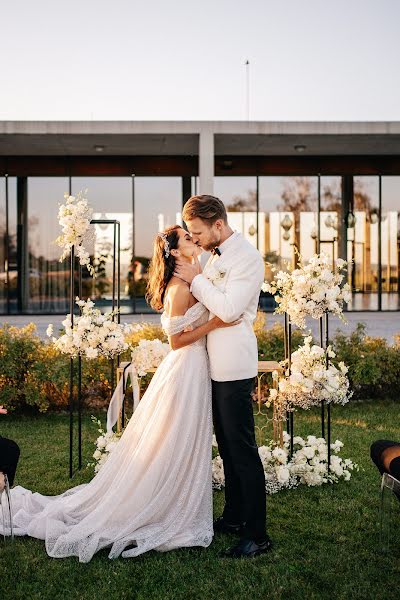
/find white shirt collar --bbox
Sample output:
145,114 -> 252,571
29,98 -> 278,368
218,230 -> 240,255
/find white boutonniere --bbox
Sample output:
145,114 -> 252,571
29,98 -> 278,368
205,265 -> 227,284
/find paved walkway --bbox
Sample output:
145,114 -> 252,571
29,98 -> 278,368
1,311 -> 399,343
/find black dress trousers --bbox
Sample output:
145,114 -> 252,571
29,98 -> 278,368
212,377 -> 267,542
0,436 -> 20,486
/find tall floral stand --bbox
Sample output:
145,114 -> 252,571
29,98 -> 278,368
68,219 -> 121,478
283,311 -> 332,468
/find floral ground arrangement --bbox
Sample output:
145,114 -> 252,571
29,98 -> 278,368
1,401 -> 399,600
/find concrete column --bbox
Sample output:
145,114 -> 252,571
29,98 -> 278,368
199,130 -> 214,195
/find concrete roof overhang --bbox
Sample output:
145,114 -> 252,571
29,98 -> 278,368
0,121 -> 399,156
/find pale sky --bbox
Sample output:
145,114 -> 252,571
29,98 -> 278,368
1,0 -> 399,121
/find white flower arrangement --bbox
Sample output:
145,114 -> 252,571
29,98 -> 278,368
269,336 -> 352,411
88,416 -> 124,473
130,339 -> 170,376
212,432 -> 358,494
263,252 -> 351,329
54,190 -> 95,276
47,297 -> 131,359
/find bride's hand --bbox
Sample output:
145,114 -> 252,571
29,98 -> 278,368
211,315 -> 242,329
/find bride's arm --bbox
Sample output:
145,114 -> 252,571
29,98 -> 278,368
166,285 -> 240,351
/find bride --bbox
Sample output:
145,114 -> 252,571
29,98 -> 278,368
3,225 -> 240,562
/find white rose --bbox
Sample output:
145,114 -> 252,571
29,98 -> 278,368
293,436 -> 305,446
290,372 -> 304,385
86,347 -> 99,359
311,289 -> 326,303
269,388 -> 278,401
272,447 -> 288,464
303,446 -> 315,459
96,436 -> 106,449
276,466 -> 290,484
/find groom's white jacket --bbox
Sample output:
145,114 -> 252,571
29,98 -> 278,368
190,231 -> 264,382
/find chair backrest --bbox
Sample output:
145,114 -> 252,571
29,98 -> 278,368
381,472 -> 400,493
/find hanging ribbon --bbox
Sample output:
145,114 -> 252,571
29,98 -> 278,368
106,363 -> 140,433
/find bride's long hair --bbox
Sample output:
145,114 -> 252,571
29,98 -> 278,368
146,225 -> 182,311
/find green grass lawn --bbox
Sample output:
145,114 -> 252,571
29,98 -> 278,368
1,400 -> 399,600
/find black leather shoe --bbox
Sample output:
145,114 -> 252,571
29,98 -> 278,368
221,537 -> 273,558
213,516 -> 245,535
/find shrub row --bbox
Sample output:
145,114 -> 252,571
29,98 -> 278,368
0,317 -> 399,414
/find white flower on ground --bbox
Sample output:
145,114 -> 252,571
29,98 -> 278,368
212,431 -> 357,494
276,466 -> 290,484
303,446 -> 315,459
272,447 -> 288,464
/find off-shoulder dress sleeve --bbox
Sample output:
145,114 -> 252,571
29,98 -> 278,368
161,303 -> 208,336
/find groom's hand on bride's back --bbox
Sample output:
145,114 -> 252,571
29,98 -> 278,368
174,254 -> 202,284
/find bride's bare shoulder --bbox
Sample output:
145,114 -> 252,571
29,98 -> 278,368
164,278 -> 191,317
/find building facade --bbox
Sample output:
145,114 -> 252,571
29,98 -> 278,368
1,120 -> 400,314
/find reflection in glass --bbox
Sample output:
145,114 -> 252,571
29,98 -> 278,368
259,176 -> 318,273
72,177 -> 132,313
27,178 -> 70,313
319,176 -> 342,269
134,177 -> 182,312
347,177 -> 379,310
0,177 -> 17,314
214,176 -> 260,252
381,177 -> 400,310
0,177 -> 6,313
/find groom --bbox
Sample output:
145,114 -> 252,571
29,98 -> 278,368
175,194 -> 272,558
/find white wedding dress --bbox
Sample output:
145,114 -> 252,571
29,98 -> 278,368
3,302 -> 213,562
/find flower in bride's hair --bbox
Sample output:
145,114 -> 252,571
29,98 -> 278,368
157,232 -> 170,258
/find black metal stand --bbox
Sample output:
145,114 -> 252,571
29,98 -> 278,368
319,313 -> 332,469
283,311 -> 331,466
68,219 -> 121,478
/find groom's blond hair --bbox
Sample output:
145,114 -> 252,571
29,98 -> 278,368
182,195 -> 227,225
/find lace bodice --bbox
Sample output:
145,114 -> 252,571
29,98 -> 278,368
161,302 -> 209,348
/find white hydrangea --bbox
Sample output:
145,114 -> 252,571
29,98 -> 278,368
269,336 -> 352,411
49,297 -> 132,359
131,339 -> 170,376
54,190 -> 95,276
212,433 -> 358,495
263,252 -> 351,328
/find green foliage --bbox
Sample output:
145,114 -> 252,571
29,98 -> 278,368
255,311 -> 304,361
0,323 -> 69,413
333,323 -> 400,399
1,318 -> 400,414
